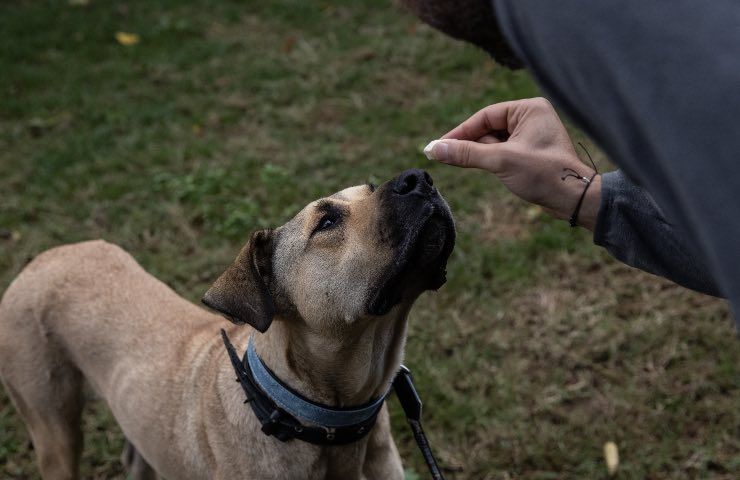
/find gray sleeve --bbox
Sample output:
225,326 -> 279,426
593,171 -> 720,297
493,0 -> 740,326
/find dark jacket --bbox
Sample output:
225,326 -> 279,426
494,0 -> 740,325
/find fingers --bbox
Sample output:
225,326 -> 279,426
477,134 -> 503,144
441,101 -> 517,141
424,139 -> 505,171
441,97 -> 555,141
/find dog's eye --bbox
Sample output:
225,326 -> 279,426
313,213 -> 340,235
319,217 -> 335,230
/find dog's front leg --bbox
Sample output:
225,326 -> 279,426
121,439 -> 159,480
361,407 -> 404,480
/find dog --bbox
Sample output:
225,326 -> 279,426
0,168 -> 455,480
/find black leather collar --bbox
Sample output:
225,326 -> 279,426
221,329 -> 386,445
221,329 -> 446,479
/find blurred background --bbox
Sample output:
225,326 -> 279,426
0,1 -> 737,479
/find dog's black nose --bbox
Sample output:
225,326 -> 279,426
392,169 -> 435,196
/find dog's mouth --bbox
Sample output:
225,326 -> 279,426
415,211 -> 453,268
367,203 -> 455,316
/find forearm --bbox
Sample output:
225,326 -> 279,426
592,171 -> 721,297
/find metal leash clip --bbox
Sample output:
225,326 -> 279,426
393,366 -> 445,480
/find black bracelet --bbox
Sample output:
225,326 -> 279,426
568,172 -> 598,227
562,142 -> 599,228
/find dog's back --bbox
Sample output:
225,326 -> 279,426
0,240 -> 223,479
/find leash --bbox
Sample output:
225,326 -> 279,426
221,329 -> 445,479
393,366 -> 446,480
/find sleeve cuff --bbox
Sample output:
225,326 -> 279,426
592,170 -> 622,247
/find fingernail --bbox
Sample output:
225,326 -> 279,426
423,139 -> 448,161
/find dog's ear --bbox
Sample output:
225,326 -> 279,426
202,229 -> 276,332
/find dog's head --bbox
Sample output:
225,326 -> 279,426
202,169 -> 455,333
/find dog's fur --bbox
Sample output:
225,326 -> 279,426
0,169 -> 454,480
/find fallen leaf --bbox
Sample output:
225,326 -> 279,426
0,229 -> 22,242
603,441 -> 619,476
115,32 -> 140,46
281,35 -> 296,54
526,205 -> 544,220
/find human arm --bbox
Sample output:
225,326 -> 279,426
490,0 -> 739,322
595,170 -> 720,296
426,99 -> 721,297
425,98 -> 602,229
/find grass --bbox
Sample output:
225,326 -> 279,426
0,1 -> 737,479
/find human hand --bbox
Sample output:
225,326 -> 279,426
424,97 -> 601,230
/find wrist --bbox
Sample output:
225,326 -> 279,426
551,173 -> 601,230
570,174 -> 601,231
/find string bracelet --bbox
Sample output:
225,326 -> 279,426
561,143 -> 599,228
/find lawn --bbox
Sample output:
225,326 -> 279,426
0,1 -> 737,479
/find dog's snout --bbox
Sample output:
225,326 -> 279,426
392,169 -> 434,196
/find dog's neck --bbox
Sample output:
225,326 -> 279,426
252,309 -> 411,407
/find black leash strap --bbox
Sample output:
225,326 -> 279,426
393,366 -> 446,480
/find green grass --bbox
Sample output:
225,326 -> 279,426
1,1 -> 738,479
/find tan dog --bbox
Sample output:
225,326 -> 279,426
0,169 -> 455,480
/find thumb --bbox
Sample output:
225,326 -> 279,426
424,139 -> 503,171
